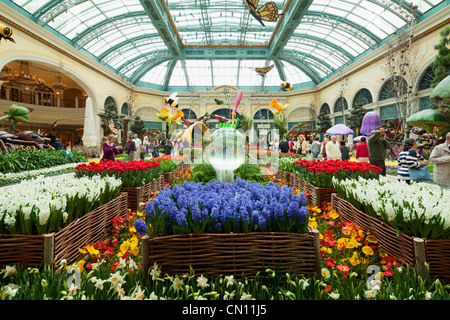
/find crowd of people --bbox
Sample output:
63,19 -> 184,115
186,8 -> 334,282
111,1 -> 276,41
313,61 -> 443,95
95,125 -> 449,190
273,126 -> 450,190
98,133 -> 173,163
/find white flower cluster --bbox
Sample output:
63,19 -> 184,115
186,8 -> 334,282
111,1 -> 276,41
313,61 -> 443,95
0,163 -> 87,186
333,176 -> 450,232
0,175 -> 122,234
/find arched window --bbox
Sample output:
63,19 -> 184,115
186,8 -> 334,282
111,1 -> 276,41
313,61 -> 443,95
334,96 -> 348,113
320,103 -> 330,115
104,96 -> 117,113
181,108 -> 197,120
379,76 -> 408,101
418,66 -> 435,91
352,88 -> 373,108
121,102 -> 129,115
253,108 -> 274,120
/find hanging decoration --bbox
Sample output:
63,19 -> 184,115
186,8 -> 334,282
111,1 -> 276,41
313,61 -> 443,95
0,24 -> 15,44
254,64 -> 274,77
281,81 -> 293,91
243,0 -> 283,27
269,98 -> 288,114
165,92 -> 179,109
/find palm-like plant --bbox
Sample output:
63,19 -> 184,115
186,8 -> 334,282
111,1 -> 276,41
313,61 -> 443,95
273,113 -> 289,140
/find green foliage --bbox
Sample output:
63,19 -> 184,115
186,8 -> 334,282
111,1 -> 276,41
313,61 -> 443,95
159,159 -> 178,173
0,149 -> 87,174
273,113 -> 288,140
316,113 -> 332,135
234,163 -> 264,182
431,26 -> 450,88
129,116 -> 146,135
191,162 -> 217,184
347,101 -> 367,133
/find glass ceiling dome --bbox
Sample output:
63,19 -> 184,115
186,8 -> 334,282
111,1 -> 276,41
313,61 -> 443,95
8,0 -> 446,91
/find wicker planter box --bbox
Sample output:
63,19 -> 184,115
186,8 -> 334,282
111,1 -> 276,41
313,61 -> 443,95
162,170 -> 176,184
141,229 -> 321,279
275,170 -> 291,185
290,175 -> 336,206
331,194 -> 415,264
331,194 -> 450,280
0,192 -> 128,268
120,175 -> 164,212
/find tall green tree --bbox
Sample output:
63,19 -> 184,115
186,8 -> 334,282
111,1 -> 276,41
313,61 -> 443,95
431,26 -> 450,88
346,101 -> 366,135
316,113 -> 332,136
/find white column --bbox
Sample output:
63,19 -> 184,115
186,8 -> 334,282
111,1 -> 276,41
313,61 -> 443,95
82,97 -> 98,147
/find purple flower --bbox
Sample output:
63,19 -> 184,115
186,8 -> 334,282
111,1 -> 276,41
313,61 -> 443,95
134,219 -> 148,236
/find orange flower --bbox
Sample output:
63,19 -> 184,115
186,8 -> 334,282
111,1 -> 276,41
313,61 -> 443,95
336,264 -> 350,273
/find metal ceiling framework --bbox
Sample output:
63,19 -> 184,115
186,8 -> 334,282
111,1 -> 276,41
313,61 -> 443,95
5,0 -> 446,91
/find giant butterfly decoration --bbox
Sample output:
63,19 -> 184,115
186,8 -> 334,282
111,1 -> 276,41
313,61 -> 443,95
243,0 -> 283,27
254,64 -> 274,77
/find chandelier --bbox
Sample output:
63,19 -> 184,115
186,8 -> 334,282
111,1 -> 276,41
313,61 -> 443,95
0,61 -> 44,91
52,75 -> 67,91
0,64 -> 11,78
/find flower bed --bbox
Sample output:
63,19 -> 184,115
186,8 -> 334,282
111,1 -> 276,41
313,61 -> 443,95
0,176 -> 126,267
143,178 -> 309,236
0,162 -> 85,187
75,159 -> 163,211
0,148 -> 86,174
137,178 -> 320,277
75,159 -> 161,188
333,176 -> 450,240
291,159 -> 382,206
293,159 -> 382,189
332,177 -> 450,280
0,176 -> 122,235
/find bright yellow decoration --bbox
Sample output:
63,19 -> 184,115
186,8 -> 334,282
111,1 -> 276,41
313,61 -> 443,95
172,109 -> 184,121
269,98 -> 288,114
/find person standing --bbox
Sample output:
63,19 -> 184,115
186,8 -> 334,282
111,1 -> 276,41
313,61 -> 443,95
164,139 -> 172,155
143,135 -> 150,155
429,132 -> 450,190
311,137 -> 323,159
151,138 -> 160,158
355,137 -> 370,162
101,134 -> 121,162
397,138 -> 429,184
279,137 -> 290,153
294,135 -> 309,156
325,135 -> 341,160
54,138 -> 63,150
125,136 -> 136,161
321,137 -> 329,159
288,137 -> 294,153
339,140 -> 350,161
133,133 -> 142,160
368,126 -> 392,176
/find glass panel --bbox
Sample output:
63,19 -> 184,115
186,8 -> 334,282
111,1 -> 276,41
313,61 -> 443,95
418,66 -> 435,91
353,88 -> 373,108
334,96 -> 348,113
320,103 -> 330,115
140,61 -> 170,85
283,61 -> 312,85
169,61 -> 188,87
212,60 -> 239,87
184,60 -> 213,87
